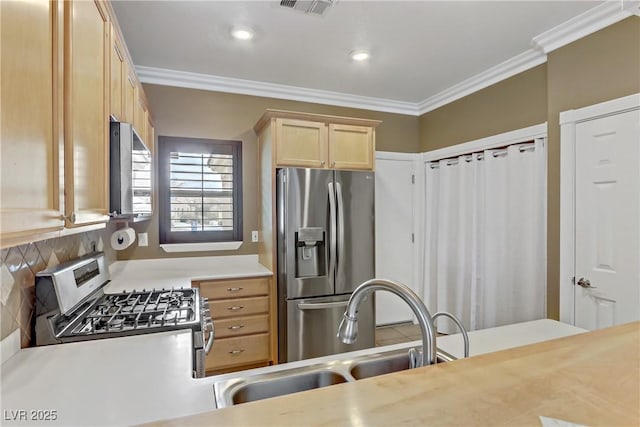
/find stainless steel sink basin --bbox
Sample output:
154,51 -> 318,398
230,370 -> 348,405
350,352 -> 451,380
212,346 -> 457,408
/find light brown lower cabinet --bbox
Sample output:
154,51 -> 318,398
192,276 -> 275,376
205,333 -> 270,372
214,315 -> 269,339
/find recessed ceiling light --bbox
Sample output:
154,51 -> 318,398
350,50 -> 370,61
231,28 -> 254,41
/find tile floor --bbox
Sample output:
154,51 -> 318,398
375,322 -> 422,347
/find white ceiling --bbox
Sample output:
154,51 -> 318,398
112,1 -> 606,111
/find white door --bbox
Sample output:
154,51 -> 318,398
375,156 -> 416,325
574,109 -> 640,330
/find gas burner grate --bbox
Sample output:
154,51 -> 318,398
69,288 -> 199,336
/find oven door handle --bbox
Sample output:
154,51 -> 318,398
201,297 -> 215,355
204,318 -> 215,355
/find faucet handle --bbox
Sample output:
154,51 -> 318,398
408,347 -> 422,369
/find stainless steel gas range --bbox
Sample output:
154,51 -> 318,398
32,252 -> 214,377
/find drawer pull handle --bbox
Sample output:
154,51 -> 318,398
228,325 -> 245,330
227,287 -> 243,292
228,306 -> 244,311
228,349 -> 245,355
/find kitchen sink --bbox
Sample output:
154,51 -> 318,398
230,370 -> 348,405
350,352 -> 451,380
212,346 -> 457,408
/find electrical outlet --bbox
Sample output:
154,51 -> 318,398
251,231 -> 259,243
138,233 -> 148,247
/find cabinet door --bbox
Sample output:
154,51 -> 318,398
146,116 -> 155,154
63,0 -> 110,226
328,124 -> 374,170
275,118 -> 328,168
133,91 -> 147,145
109,24 -> 125,121
0,0 -> 65,242
205,333 -> 270,372
123,66 -> 136,124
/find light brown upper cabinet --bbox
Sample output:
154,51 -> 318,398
258,110 -> 380,171
146,115 -> 155,154
0,0 -> 65,244
109,23 -> 125,121
275,118 -> 328,168
134,90 -> 148,146
123,65 -> 136,124
63,0 -> 111,227
1,0 -> 154,246
328,123 -> 375,170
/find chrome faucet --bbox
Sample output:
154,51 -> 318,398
337,278 -> 437,367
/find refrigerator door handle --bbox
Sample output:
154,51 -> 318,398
297,301 -> 349,310
336,181 -> 345,271
328,182 -> 337,281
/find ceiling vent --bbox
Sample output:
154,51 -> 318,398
279,0 -> 335,16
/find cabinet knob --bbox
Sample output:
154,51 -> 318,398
228,306 -> 244,311
321,160 -> 326,166
228,349 -> 245,355
331,161 -> 336,167
227,287 -> 243,293
228,325 -> 245,330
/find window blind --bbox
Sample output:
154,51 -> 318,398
168,152 -> 234,232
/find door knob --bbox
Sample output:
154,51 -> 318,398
576,277 -> 597,289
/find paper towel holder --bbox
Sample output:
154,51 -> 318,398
111,224 -> 136,251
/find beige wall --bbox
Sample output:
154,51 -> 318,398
419,65 -> 548,151
418,17 -> 640,320
119,86 -> 420,260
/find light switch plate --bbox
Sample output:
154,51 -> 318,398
138,233 -> 149,247
251,231 -> 259,243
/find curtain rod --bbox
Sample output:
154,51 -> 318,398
430,140 -> 538,169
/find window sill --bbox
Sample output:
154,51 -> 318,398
160,242 -> 243,253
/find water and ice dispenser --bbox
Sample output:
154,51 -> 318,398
295,227 -> 326,278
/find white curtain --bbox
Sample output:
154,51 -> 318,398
423,139 -> 546,333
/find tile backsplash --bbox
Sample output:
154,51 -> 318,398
0,225 -> 117,348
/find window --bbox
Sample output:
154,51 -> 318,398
158,136 -> 242,244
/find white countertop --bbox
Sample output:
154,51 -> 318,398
105,254 -> 272,293
0,331 -> 217,426
434,318 -> 587,358
0,319 -> 586,426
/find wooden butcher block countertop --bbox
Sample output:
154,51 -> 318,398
152,322 -> 640,426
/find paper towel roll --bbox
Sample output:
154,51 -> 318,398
111,227 -> 136,250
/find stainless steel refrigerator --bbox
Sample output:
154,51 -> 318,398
277,167 -> 375,363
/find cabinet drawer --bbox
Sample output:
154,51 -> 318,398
206,333 -> 269,371
198,277 -> 269,300
208,296 -> 269,319
214,315 -> 269,339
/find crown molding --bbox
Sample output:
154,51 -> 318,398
136,66 -> 420,116
532,1 -> 633,53
416,48 -> 547,115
